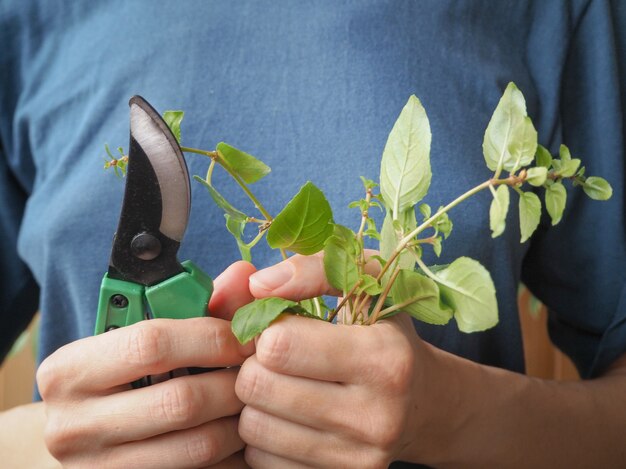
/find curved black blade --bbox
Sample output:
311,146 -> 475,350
108,96 -> 190,286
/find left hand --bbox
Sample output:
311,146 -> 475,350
234,254 -> 433,468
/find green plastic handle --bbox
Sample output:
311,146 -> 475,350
95,260 -> 213,335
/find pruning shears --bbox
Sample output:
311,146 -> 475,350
95,96 -> 213,382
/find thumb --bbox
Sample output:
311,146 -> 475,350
249,251 -> 381,301
249,253 -> 340,301
209,260 -> 257,320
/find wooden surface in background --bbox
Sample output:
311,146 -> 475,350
0,291 -> 579,412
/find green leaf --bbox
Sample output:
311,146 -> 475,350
489,185 -> 510,238
507,116 -> 537,171
266,181 -> 334,255
225,214 -> 252,262
433,208 -> 453,239
555,158 -> 581,178
364,218 -> 381,241
434,257 -> 499,333
518,191 -> 541,243
545,181 -> 567,225
583,176 -> 613,201
232,297 -> 312,344
431,236 -> 442,257
390,270 -> 453,325
559,144 -> 572,162
483,82 -> 532,173
380,95 -> 432,213
418,203 -> 431,220
216,142 -> 271,184
535,144 -> 552,168
380,209 -> 416,274
194,176 -> 248,222
525,166 -> 548,187
360,176 -> 378,190
359,274 -> 382,295
323,224 -> 360,293
163,111 -> 184,143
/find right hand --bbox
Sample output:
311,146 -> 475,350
37,261 -> 257,468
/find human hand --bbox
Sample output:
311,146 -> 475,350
235,254 -> 437,468
37,261 -> 257,469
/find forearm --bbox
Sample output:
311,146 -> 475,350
0,402 -> 60,468
403,344 -> 626,468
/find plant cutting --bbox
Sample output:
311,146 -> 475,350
105,82 -> 612,344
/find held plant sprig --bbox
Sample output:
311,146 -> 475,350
105,83 -> 613,343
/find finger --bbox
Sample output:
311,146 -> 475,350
237,355 -> 359,433
105,416 -> 243,469
209,450 -> 248,469
254,314 -> 390,382
38,317 -> 254,399
249,251 -> 380,301
55,369 -> 242,447
210,261 -> 257,320
239,406 -> 361,468
245,446 -> 316,469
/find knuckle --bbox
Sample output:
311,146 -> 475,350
43,413 -> 81,461
152,379 -> 198,426
122,322 -> 170,370
235,361 -> 266,405
184,429 -> 219,467
238,406 -> 264,446
256,325 -> 292,371
206,321 -> 232,356
36,356 -> 61,400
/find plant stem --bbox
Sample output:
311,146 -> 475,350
378,294 -> 433,319
327,279 -> 363,323
369,263 -> 401,324
182,146 -> 275,222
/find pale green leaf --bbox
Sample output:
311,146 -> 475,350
432,236 -> 442,257
163,111 -> 184,143
232,297 -> 316,344
225,214 -> 252,262
556,158 -> 581,178
419,203 -> 431,220
525,166 -> 548,187
489,185 -> 510,238
545,182 -> 567,225
217,142 -> 271,184
433,208 -> 453,239
482,82 -> 530,173
390,270 -> 452,325
359,274 -> 382,295
535,144 -> 552,168
360,176 -> 378,190
380,209 -> 416,275
559,144 -> 572,162
507,116 -> 537,171
434,257 -> 499,333
380,95 -> 432,213
266,181 -> 334,255
518,191 -> 541,243
323,224 -> 360,293
194,176 -> 248,222
583,176 -> 613,201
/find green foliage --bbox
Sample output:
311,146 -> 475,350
216,142 -> 271,184
231,297 -> 320,344
545,181 -> 567,225
390,270 -> 452,324
323,224 -> 360,293
583,176 -> 613,200
435,257 -> 498,333
489,185 -> 510,238
482,82 -> 536,174
518,191 -> 541,243
266,181 -> 334,255
129,81 -> 612,343
163,111 -> 184,143
379,95 -> 432,213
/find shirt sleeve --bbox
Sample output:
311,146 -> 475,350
522,0 -> 626,379
0,142 -> 39,363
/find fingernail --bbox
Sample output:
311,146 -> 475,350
250,263 -> 293,292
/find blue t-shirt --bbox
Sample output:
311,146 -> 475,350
1,1 -> 625,463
